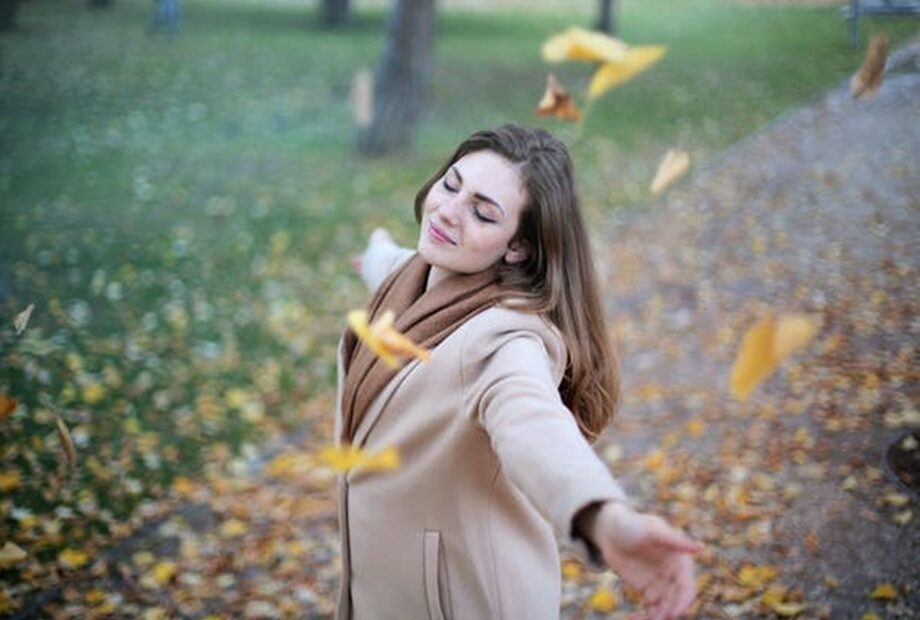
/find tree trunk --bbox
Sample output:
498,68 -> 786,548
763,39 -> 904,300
596,0 -> 616,35
320,0 -> 350,28
355,0 -> 435,156
0,0 -> 21,31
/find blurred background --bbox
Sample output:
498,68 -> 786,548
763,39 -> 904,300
1,0 -> 918,617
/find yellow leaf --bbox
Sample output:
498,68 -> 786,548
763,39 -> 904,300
0,395 -> 18,421
318,444 -> 401,474
172,476 -> 196,499
649,148 -> 690,195
862,614 -> 881,620
851,33 -> 888,100
870,583 -> 897,600
730,313 -> 819,401
0,542 -> 27,569
773,315 -> 820,362
737,564 -> 779,589
685,417 -> 705,437
587,586 -> 618,612
56,414 -> 77,468
81,383 -> 106,405
149,560 -> 177,586
643,448 -> 666,472
221,519 -> 249,538
561,559 -> 582,581
770,602 -> 809,617
542,27 -> 629,63
0,470 -> 21,492
536,73 -> 582,122
883,492 -> 909,507
224,388 -> 248,410
85,589 -> 108,605
348,309 -> 430,369
588,46 -> 667,100
14,303 -> 35,335
59,548 -> 90,570
893,510 -> 912,526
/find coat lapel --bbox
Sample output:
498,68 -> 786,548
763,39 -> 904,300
351,357 -> 423,450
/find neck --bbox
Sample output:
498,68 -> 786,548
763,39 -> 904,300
425,265 -> 454,292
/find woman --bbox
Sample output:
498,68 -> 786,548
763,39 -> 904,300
336,124 -> 702,620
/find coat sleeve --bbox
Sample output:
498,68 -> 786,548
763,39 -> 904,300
359,231 -> 414,294
461,319 -> 629,551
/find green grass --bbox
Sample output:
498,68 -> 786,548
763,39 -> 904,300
0,0 -> 916,587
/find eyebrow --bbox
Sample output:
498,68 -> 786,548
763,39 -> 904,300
449,166 -> 505,215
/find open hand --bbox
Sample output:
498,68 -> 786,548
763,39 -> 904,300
592,501 -> 702,620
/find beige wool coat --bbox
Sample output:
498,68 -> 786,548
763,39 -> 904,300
334,235 -> 628,620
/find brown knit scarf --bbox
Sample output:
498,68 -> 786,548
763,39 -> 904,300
340,252 -> 502,444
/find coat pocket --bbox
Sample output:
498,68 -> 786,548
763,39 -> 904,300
423,530 -> 452,620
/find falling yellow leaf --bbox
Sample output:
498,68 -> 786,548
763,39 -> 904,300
588,46 -> 667,100
536,73 -> 582,122
0,395 -> 17,421
56,415 -> 77,468
649,148 -> 690,195
58,548 -> 90,570
870,583 -> 897,600
542,27 -> 629,63
14,303 -> 34,335
348,309 -> 430,369
0,542 -> 27,569
0,470 -> 21,492
730,312 -> 819,401
318,444 -> 401,474
851,33 -> 889,100
587,586 -> 618,612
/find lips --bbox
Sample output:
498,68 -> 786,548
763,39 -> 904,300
428,222 -> 456,245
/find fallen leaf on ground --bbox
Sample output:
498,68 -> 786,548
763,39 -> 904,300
870,583 -> 897,600
0,395 -> 17,421
0,542 -> 27,569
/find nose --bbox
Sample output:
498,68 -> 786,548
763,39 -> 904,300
436,195 -> 462,227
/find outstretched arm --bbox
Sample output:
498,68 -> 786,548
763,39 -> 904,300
575,500 -> 702,620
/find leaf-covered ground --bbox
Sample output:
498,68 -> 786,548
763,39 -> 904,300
2,0 -> 919,616
6,37 -> 916,620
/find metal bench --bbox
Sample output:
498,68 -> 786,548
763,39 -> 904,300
846,0 -> 920,46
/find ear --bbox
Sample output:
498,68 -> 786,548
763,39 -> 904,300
503,239 -> 529,265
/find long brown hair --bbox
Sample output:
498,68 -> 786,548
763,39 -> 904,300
413,124 -> 619,442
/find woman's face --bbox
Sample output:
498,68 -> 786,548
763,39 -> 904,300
417,150 -> 529,275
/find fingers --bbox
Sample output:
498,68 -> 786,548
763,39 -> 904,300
648,517 -> 704,555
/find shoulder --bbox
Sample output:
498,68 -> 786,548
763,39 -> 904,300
459,304 -> 567,386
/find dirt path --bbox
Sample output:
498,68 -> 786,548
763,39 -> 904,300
574,40 -> 919,618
